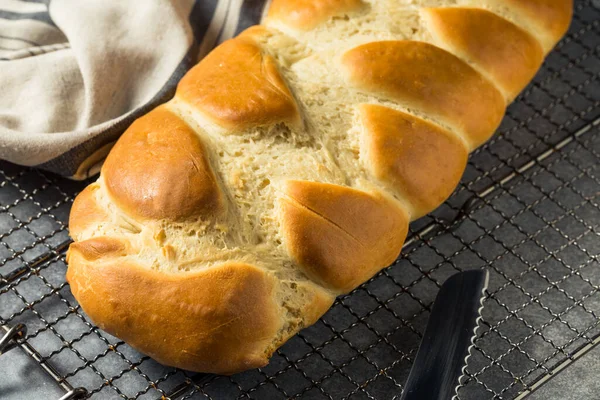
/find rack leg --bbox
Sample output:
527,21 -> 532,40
58,387 -> 89,400
0,323 -> 27,354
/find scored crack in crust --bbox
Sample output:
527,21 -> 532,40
66,0 -> 573,374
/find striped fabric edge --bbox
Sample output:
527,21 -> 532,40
0,0 -> 56,59
31,0 -> 268,179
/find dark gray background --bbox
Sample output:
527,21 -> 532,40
1,0 -> 599,398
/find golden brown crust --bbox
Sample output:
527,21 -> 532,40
422,7 -> 544,101
237,25 -> 273,41
69,183 -> 106,241
510,0 -> 573,49
267,0 -> 364,30
279,181 -> 409,293
359,104 -> 468,219
66,238 -> 282,375
68,236 -> 129,262
474,0 -> 573,52
102,106 -> 223,222
65,0 -> 572,375
176,35 -> 299,130
342,41 -> 506,149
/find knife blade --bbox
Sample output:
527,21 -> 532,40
399,269 -> 489,400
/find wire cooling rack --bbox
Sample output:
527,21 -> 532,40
1,1 -> 599,399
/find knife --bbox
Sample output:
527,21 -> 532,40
399,269 -> 489,400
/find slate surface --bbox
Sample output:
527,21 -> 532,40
0,0 -> 599,399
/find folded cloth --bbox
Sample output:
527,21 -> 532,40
0,0 -> 268,179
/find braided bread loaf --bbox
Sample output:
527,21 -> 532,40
66,0 -> 572,374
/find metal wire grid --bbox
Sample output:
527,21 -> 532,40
0,1 -> 598,398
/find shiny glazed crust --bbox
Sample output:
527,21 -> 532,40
268,0 -> 365,30
67,0 -> 573,374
